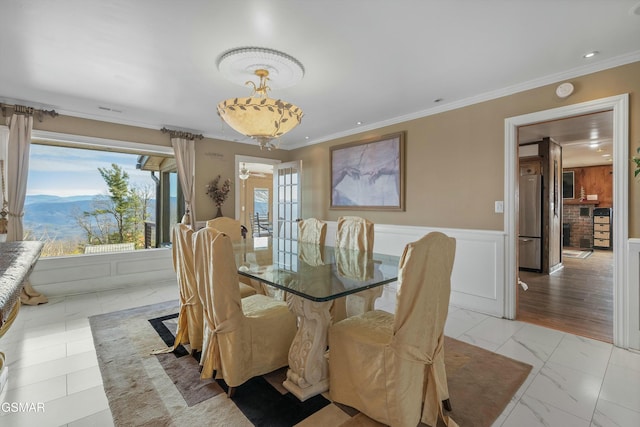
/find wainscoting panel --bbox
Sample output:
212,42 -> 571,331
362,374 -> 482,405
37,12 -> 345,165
29,225 -> 507,318
628,238 -> 640,350
325,222 -> 507,318
30,248 -> 175,296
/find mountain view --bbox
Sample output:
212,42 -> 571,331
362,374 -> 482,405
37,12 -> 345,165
24,194 -> 157,242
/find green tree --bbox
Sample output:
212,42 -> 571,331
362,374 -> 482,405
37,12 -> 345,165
75,164 -> 151,248
98,164 -> 130,242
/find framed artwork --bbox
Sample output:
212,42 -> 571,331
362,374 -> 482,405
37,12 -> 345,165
330,132 -> 405,210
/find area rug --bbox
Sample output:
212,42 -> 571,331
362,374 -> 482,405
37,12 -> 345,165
90,301 -> 532,427
563,249 -> 593,259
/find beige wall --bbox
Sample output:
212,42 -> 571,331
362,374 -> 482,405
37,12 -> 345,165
192,139 -> 287,221
290,61 -> 640,237
31,62 -> 640,236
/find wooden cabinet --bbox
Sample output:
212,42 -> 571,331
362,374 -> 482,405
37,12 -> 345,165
593,208 -> 612,249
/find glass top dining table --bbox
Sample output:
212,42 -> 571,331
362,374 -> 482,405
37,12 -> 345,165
233,237 -> 401,302
232,236 -> 401,401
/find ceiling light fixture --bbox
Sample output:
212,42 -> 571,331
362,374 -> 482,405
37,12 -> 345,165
583,51 -> 598,58
216,47 -> 304,150
239,163 -> 251,180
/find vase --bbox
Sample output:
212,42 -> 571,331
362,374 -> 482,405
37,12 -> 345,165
215,207 -> 223,218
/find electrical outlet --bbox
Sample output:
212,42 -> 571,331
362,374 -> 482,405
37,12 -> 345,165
495,201 -> 504,213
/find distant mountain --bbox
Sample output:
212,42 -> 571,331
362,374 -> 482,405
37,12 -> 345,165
23,194 -> 159,241
25,194 -> 97,205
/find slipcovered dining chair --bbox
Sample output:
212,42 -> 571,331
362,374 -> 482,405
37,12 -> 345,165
334,216 -> 378,319
206,217 -> 243,241
298,217 -> 327,246
297,218 -> 327,268
329,232 -> 457,427
335,216 -> 374,252
153,223 -> 203,354
206,218 -> 261,297
193,228 -> 297,395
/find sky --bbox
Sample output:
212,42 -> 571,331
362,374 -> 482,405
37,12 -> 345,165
27,144 -> 159,197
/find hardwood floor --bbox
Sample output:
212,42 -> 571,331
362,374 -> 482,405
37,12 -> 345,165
517,248 -> 613,343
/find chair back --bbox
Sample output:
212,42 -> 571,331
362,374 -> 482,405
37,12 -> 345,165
171,222 -> 203,350
172,223 -> 195,283
298,218 -> 327,245
206,217 -> 243,241
392,232 -> 456,356
193,228 -> 243,328
335,216 -> 374,251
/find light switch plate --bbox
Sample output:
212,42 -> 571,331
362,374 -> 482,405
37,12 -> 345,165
495,201 -> 504,213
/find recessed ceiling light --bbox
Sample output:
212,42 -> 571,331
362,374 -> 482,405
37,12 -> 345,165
305,136 -> 309,139
583,51 -> 598,59
356,121 -> 363,125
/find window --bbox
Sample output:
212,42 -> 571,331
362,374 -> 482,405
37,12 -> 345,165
562,171 -> 574,199
25,135 -> 178,257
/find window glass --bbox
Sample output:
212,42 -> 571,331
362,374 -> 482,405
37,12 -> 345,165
26,143 -> 176,256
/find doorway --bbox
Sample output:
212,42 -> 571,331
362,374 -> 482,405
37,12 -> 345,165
504,94 -> 629,348
516,112 -> 615,342
234,155 -> 279,237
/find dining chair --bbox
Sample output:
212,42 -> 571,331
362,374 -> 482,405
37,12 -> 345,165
334,216 -> 377,319
153,223 -> 203,354
328,232 -> 457,427
335,216 -> 374,252
206,217 -> 243,241
298,217 -> 327,245
193,227 -> 297,395
205,218 -> 262,297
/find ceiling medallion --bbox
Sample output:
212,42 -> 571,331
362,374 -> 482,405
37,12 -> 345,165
216,47 -> 304,150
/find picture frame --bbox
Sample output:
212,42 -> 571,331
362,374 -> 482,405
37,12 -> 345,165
330,132 -> 405,210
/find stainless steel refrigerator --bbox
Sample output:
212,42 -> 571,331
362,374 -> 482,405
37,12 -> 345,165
519,174 -> 542,271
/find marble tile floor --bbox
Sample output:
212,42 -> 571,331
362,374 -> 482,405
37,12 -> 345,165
0,279 -> 638,427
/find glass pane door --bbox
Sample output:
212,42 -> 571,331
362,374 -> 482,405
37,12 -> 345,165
272,160 -> 302,269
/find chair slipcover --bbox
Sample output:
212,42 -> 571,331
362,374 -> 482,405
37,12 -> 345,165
206,217 -> 242,241
193,228 -> 297,387
298,218 -> 327,246
155,223 -> 203,353
206,218 -> 261,297
329,232 -> 457,427
334,216 -> 377,320
335,216 -> 374,251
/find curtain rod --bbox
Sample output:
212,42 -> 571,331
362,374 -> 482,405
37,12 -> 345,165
160,127 -> 204,141
0,103 -> 58,122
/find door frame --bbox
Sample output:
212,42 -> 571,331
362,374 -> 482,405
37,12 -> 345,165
234,155 -> 281,222
504,94 -> 629,347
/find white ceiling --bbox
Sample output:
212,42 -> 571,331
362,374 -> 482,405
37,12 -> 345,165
1,1 -> 639,157
519,111 -> 614,168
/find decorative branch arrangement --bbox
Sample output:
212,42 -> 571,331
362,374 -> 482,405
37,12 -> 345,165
206,175 -> 231,208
